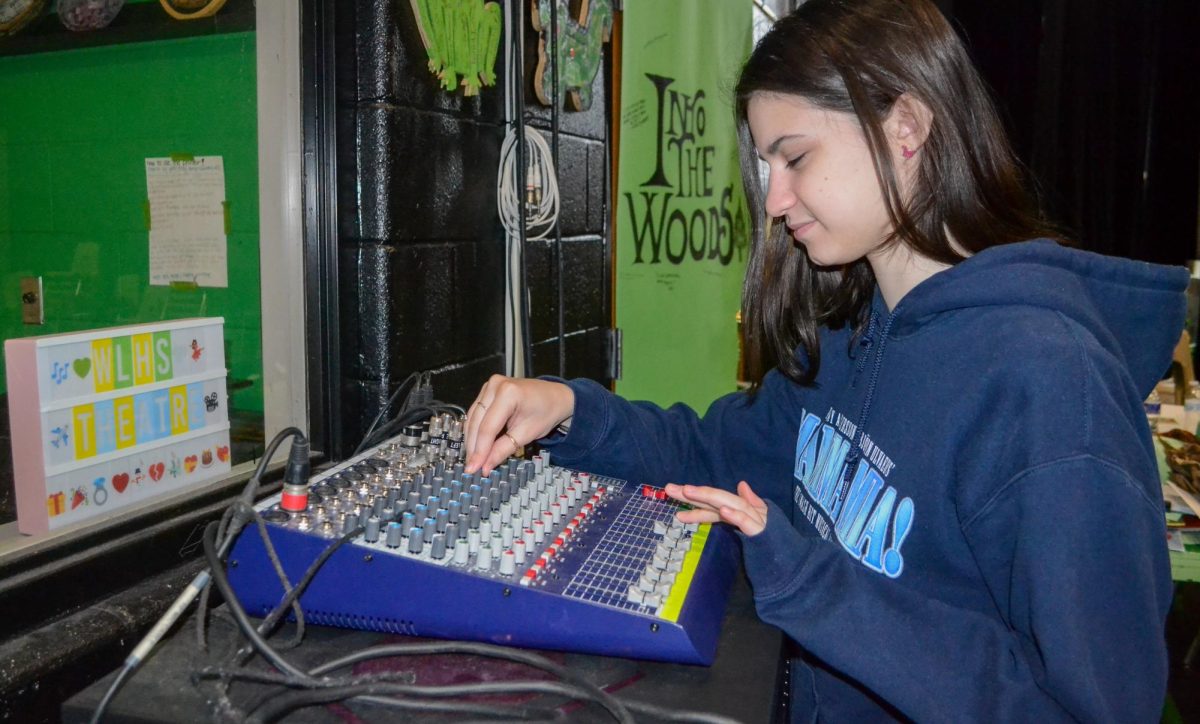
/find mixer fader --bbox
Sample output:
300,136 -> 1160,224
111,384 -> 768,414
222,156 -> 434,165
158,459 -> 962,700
228,414 -> 740,664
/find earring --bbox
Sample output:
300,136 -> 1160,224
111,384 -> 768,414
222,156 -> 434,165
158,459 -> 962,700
901,145 -> 916,159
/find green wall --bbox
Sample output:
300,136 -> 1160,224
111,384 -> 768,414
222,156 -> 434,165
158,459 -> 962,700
0,30 -> 263,414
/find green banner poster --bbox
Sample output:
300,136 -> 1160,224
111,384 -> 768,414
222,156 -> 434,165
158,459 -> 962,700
615,0 -> 752,411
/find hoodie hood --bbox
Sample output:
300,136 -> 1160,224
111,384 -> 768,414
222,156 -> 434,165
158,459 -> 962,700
886,239 -> 1190,396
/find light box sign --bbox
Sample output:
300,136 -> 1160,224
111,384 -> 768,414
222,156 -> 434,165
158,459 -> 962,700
5,318 -> 231,535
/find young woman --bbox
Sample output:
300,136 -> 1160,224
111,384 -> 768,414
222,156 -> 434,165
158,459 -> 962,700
465,0 -> 1186,719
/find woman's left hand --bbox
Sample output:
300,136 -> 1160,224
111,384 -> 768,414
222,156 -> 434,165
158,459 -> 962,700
663,481 -> 768,537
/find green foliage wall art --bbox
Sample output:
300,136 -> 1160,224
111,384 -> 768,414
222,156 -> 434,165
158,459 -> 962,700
532,0 -> 613,111
409,0 -> 502,96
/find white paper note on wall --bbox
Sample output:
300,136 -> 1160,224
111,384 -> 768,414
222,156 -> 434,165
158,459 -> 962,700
146,156 -> 228,288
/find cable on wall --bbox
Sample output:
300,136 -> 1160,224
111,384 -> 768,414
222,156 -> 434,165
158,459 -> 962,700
497,126 -> 560,241
550,0 -> 567,379
499,0 -> 550,377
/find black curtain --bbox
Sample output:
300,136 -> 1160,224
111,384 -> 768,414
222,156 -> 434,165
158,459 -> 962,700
948,0 -> 1200,266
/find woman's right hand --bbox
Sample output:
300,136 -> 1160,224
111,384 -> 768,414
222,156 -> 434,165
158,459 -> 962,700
463,375 -> 575,475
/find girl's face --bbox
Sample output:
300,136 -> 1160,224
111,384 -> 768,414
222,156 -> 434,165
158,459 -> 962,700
748,93 -> 895,267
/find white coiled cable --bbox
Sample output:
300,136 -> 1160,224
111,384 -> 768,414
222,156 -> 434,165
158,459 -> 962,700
497,125 -> 560,241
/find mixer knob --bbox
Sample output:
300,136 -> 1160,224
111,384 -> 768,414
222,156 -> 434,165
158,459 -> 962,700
406,491 -> 420,511
500,501 -> 513,525
450,480 -> 463,500
478,496 -> 491,515
532,520 -> 546,544
342,513 -> 360,535
468,505 -> 482,530
499,481 -> 512,503
426,496 -> 440,512
469,484 -> 482,507
501,524 -> 514,548
422,517 -> 437,541
419,483 -> 433,505
475,545 -> 493,570
438,487 -> 451,506
468,529 -> 482,554
408,527 -> 425,554
385,522 -> 403,548
521,508 -> 533,528
479,520 -> 493,540
399,478 -> 413,501
523,528 -> 536,551
499,550 -> 516,576
513,538 -> 527,564
436,508 -> 449,533
453,539 -> 470,565
448,499 -> 461,523
364,516 -> 381,543
430,533 -> 447,560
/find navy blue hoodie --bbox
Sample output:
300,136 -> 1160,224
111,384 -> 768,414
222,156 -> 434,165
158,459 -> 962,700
541,240 -> 1187,722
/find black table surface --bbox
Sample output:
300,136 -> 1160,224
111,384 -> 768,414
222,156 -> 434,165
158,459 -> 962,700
63,573 -> 784,723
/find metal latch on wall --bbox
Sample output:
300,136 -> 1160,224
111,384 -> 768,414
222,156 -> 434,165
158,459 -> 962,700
607,328 -> 623,382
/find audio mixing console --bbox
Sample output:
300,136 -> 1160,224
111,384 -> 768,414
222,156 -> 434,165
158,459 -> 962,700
227,415 -> 740,664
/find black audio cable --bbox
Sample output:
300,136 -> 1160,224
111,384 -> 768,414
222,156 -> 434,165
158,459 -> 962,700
90,427 -> 311,724
200,517 -> 636,722
354,371 -> 421,455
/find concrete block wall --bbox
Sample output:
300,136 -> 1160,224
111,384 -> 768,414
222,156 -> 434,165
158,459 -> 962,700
334,0 -> 611,449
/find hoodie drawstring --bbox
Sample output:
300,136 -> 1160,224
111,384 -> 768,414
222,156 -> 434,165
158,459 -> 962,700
843,311 -> 896,483
853,311 -> 879,383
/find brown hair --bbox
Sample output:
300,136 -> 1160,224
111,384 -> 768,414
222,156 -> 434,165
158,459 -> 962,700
737,0 -> 1063,385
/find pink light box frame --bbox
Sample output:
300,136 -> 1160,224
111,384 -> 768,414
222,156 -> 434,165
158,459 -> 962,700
5,318 -> 231,535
